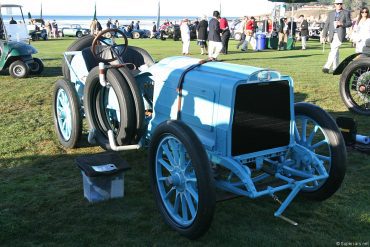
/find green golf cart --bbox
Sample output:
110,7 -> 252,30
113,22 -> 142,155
0,4 -> 43,78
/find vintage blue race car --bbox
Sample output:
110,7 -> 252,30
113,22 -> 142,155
53,29 -> 347,239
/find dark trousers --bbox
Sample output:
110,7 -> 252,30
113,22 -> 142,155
221,30 -> 231,54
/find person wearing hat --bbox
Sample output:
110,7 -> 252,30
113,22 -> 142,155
180,18 -> 191,55
321,0 -> 352,73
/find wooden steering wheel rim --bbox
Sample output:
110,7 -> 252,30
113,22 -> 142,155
91,28 -> 128,63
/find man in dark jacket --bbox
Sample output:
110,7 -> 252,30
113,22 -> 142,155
299,15 -> 309,49
208,10 -> 222,60
321,0 -> 352,73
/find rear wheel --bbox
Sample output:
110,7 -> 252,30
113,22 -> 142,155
29,58 -> 44,75
294,102 -> 346,201
52,79 -> 82,148
149,120 -> 216,239
76,31 -> 83,38
9,60 -> 29,78
339,59 -> 370,115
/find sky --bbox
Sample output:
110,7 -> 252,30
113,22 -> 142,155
2,0 -> 277,17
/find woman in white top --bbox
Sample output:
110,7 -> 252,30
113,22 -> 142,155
180,19 -> 191,55
353,7 -> 370,53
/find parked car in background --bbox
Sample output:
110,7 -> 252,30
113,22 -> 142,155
117,25 -> 150,39
60,24 -> 90,38
230,18 -> 243,41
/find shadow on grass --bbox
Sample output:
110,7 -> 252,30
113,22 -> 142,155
37,66 -> 62,77
0,147 -> 369,245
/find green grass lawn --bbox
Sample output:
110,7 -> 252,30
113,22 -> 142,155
0,37 -> 369,246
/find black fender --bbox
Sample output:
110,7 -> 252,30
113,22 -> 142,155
333,53 -> 369,75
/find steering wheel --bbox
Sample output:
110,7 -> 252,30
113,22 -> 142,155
91,28 -> 128,63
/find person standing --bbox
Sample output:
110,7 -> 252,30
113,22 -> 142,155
45,20 -> 51,38
106,18 -> 112,29
321,0 -> 352,73
52,20 -> 58,38
208,11 -> 222,61
236,16 -> 248,50
180,18 -> 191,55
196,15 -> 208,55
134,21 -> 140,30
220,16 -> 230,54
278,17 -> 289,50
150,22 -> 157,38
90,19 -> 97,35
241,16 -> 256,51
352,7 -> 370,53
299,15 -> 309,50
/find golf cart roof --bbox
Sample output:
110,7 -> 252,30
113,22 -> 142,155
0,4 -> 23,8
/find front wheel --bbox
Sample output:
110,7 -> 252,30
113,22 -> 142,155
76,31 -> 83,38
294,102 -> 346,201
9,60 -> 29,78
29,58 -> 44,75
52,79 -> 82,148
339,59 -> 370,115
149,120 -> 216,239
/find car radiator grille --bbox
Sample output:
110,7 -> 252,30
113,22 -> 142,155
232,80 -> 291,156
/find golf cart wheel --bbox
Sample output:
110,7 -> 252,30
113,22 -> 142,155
84,67 -> 135,149
62,35 -> 95,81
132,31 -> 140,39
294,102 -> 346,201
52,79 -> 82,148
9,60 -> 29,78
76,31 -> 83,38
29,58 -> 44,75
149,120 -> 216,239
339,59 -> 370,115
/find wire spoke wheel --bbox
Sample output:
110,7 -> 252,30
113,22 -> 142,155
340,59 -> 370,115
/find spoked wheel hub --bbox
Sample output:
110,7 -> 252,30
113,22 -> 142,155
356,71 -> 370,102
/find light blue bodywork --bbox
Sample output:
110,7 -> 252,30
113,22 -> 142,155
145,57 -> 328,218
65,53 -> 330,220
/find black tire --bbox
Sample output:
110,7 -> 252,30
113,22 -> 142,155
84,67 -> 136,149
76,31 -> 83,38
339,59 -> 370,115
52,79 -> 82,148
295,102 -> 346,201
132,31 -> 140,39
62,35 -> 95,81
29,58 -> 44,75
9,60 -> 29,78
117,67 -> 145,142
149,120 -> 216,239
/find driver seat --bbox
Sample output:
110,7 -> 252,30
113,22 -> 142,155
81,45 -> 155,73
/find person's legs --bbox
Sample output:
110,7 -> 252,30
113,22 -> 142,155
241,35 -> 251,51
236,33 -> 246,49
208,41 -> 215,58
221,33 -> 227,53
224,33 -> 230,54
301,36 -> 307,49
212,42 -> 223,59
182,40 -> 190,54
324,34 -> 342,70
